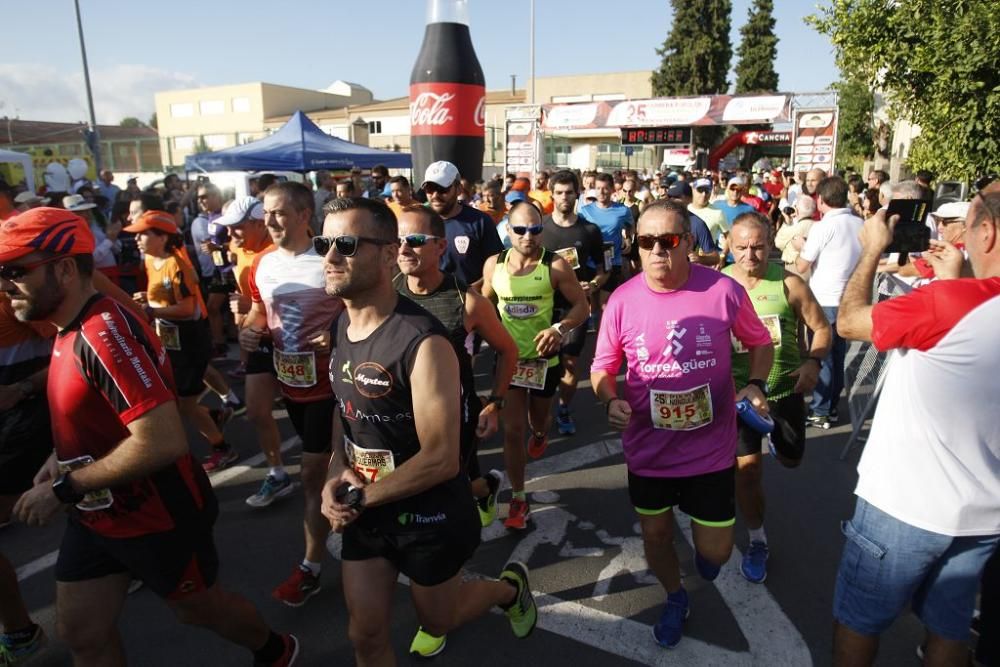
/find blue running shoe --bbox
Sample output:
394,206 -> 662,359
556,406 -> 576,435
740,540 -> 769,583
652,587 -> 689,648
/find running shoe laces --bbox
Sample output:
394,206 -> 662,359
740,541 -> 769,584
499,561 -> 537,639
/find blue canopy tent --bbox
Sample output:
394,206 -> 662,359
184,110 -> 411,172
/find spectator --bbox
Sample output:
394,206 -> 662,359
13,192 -> 46,212
312,170 -> 334,232
774,196 -> 816,272
386,175 -> 415,218
96,170 -> 121,218
529,170 -> 553,215
367,164 -> 388,199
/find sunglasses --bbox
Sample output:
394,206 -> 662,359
637,233 -> 684,250
0,255 -> 67,281
398,234 -> 442,247
423,182 -> 453,195
312,234 -> 394,257
695,186 -> 712,194
509,224 -> 544,236
727,186 -> 742,192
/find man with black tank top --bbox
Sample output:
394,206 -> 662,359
539,170 -> 607,437
318,198 -> 537,663
393,206 -> 519,531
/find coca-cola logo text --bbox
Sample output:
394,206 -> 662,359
474,96 -> 485,127
410,92 -> 454,127
409,83 -> 486,137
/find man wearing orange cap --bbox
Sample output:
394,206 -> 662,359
2,208 -> 299,665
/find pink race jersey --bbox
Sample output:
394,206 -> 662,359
592,265 -> 772,477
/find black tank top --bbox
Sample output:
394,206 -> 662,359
329,295 -> 473,531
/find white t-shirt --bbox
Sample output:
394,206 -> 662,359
857,288 -> 1000,536
688,203 -> 728,242
799,207 -> 863,307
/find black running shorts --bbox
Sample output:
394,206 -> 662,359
0,397 -> 53,495
736,393 -> 807,462
284,397 -> 335,454
166,319 -> 211,398
245,340 -> 276,376
628,466 -> 736,527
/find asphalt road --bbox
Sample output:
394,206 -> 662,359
5,342 -> 935,666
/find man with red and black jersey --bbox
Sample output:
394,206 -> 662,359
2,208 -> 298,666
239,182 -> 342,607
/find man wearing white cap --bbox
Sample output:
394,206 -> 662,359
422,161 -> 505,289
712,177 -> 757,229
908,202 -> 971,281
63,193 -> 120,270
688,178 -> 728,245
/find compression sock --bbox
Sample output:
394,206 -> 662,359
695,552 -> 721,581
748,526 -> 767,544
301,559 -> 321,577
252,631 -> 286,664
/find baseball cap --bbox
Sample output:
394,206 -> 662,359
0,207 -> 96,263
62,194 -> 96,211
122,210 -> 179,235
421,161 -> 459,190
511,177 -> 531,192
215,196 -> 265,227
727,176 -> 747,188
693,178 -> 713,191
928,201 -> 970,220
667,182 -> 692,198
505,190 -> 527,204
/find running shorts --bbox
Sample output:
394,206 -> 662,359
284,396 -> 335,454
166,319 -> 211,398
628,466 -> 735,527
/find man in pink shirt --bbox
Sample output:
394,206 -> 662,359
590,199 -> 774,650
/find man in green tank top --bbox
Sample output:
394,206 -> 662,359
724,211 -> 832,584
481,202 -> 590,530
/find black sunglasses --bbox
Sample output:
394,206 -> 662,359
0,255 -> 67,281
312,234 -> 394,257
509,224 -> 544,236
637,233 -> 684,250
398,234 -> 442,247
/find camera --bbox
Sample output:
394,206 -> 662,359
885,197 -> 933,259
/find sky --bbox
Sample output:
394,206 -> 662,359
1,0 -> 838,126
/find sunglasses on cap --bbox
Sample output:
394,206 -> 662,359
509,224 -> 544,236
0,255 -> 68,281
312,234 -> 394,257
398,234 -> 442,247
637,233 -> 684,250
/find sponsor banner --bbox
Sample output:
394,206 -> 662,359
505,119 -> 542,177
409,82 -> 486,137
745,131 -> 792,145
791,108 -> 839,174
541,94 -> 791,130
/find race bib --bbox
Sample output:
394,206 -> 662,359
155,319 -> 181,351
57,455 -> 114,511
556,246 -> 581,270
212,250 -> 226,267
344,436 -> 396,483
273,350 -> 317,387
511,358 -> 548,391
602,243 -> 614,272
732,313 -> 782,354
454,235 -> 470,255
650,384 -> 713,431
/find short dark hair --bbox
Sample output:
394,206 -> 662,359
264,181 -> 314,214
255,174 -> 279,191
336,180 -> 355,196
636,199 -> 691,234
870,170 -> 889,185
388,175 -> 410,188
323,196 -> 398,241
397,205 -> 445,237
915,169 -> 934,183
817,176 -> 849,208
371,165 -> 388,177
549,170 -> 580,193
145,227 -> 185,253
137,192 -> 164,214
594,173 -> 614,187
847,176 -> 865,194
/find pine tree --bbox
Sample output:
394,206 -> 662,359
651,0 -> 733,148
734,0 -> 779,94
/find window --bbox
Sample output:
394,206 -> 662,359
204,134 -> 228,149
232,97 -> 251,113
199,100 -> 225,115
237,132 -> 258,144
170,103 -> 194,118
368,120 -> 382,134
544,138 -> 572,168
173,136 -> 195,150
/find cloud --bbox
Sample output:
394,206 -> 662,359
0,63 -> 198,125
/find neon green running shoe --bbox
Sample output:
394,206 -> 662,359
477,469 -> 502,527
499,561 -> 537,639
409,627 -> 446,658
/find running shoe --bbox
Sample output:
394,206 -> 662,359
740,541 -> 769,584
246,474 -> 297,508
806,415 -> 831,430
555,406 -> 576,435
499,561 -> 537,639
527,432 -> 549,459
477,469 -> 502,527
272,565 -> 321,607
409,627 -> 446,658
652,587 -> 689,649
202,446 -> 238,472
504,498 -> 530,530
209,406 -> 234,430
259,634 -> 299,667
0,624 -> 45,666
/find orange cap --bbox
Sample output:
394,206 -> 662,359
122,210 -> 179,235
0,207 -> 95,263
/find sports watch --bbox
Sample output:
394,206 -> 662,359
336,483 -> 366,513
52,473 -> 85,505
747,378 -> 770,396
551,322 -> 566,337
485,394 -> 506,410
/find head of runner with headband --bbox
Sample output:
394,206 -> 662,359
321,197 -> 399,300
634,199 -> 693,290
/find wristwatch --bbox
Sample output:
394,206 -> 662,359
485,394 -> 506,410
550,322 -> 566,337
747,379 -> 770,396
336,483 -> 366,513
52,473 -> 85,505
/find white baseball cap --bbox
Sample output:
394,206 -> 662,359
62,194 -> 96,211
216,196 -> 265,226
727,176 -> 746,188
929,201 -> 970,221
421,161 -> 460,190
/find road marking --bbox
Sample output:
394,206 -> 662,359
15,436 -> 301,583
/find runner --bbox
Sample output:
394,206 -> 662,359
240,182 -> 342,606
481,201 -> 589,530
122,210 -> 237,471
318,197 -> 537,664
538,169 -> 606,436
393,206 -> 519,527
2,207 -> 298,666
578,172 -> 634,323
590,199 -> 774,649
215,197 -> 294,508
722,211 -> 831,583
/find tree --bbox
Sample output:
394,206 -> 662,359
119,117 -> 142,128
809,0 -> 1000,180
651,0 -> 733,148
734,0 -> 779,94
148,113 -> 158,130
830,77 -> 875,173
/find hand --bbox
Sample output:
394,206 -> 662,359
734,385 -> 769,414
239,326 -> 264,353
13,482 -> 65,527
621,237 -> 632,255
790,359 -> 820,394
606,398 -> 632,431
476,402 -> 499,439
859,208 -> 897,254
924,239 -> 965,280
229,294 -> 250,315
309,331 -> 331,353
0,383 -> 26,411
200,241 -> 214,255
320,467 -> 367,533
533,327 -> 562,357
580,281 -> 594,297
33,453 -> 58,485
132,292 -> 148,305
791,235 -> 805,251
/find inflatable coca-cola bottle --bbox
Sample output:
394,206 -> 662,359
409,0 -> 486,182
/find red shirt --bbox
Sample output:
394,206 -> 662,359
49,295 -> 214,538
